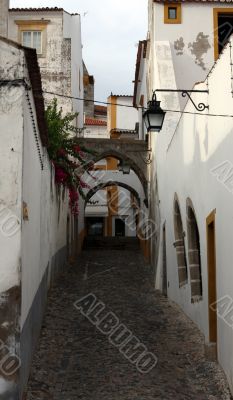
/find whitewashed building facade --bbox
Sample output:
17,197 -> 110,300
141,0 -> 233,393
0,33 -> 77,400
7,5 -> 84,128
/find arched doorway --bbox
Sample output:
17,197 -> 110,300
77,146 -> 149,257
173,196 -> 188,287
76,137 -> 149,203
85,181 -> 140,238
187,200 -> 203,302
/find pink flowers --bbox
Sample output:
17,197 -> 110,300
55,167 -> 68,184
52,144 -> 91,215
69,189 -> 79,202
73,145 -> 84,158
69,188 -> 79,215
57,148 -> 67,157
73,145 -> 81,153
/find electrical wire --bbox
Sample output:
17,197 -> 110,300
42,90 -> 233,119
43,90 -> 139,109
1,80 -> 233,119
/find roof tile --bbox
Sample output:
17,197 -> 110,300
85,118 -> 107,126
9,7 -> 64,12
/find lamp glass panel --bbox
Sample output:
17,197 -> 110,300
149,113 -> 164,128
143,114 -> 150,130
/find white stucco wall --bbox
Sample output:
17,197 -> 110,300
0,99 -> 22,292
153,2 -> 233,105
116,97 -> 139,131
82,168 -> 145,205
84,124 -> 109,138
21,91 -> 70,326
0,39 -> 72,396
63,12 -> 84,128
0,37 -> 72,328
0,0 -> 9,36
0,41 -> 24,295
8,10 -> 83,124
82,167 -> 145,237
153,38 -> 233,392
134,43 -> 148,140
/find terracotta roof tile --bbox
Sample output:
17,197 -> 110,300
24,47 -> 48,146
94,105 -> 107,116
85,118 -> 107,126
9,7 -> 64,12
110,129 -> 137,135
109,94 -> 133,98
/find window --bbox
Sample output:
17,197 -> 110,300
22,31 -> 42,54
213,9 -> 233,59
15,20 -> 50,58
186,200 -> 203,302
173,197 -> 188,287
164,3 -> 181,24
168,7 -> 177,20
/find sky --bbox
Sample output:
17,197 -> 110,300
10,0 -> 148,101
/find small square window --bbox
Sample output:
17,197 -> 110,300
168,7 -> 177,20
164,3 -> 181,24
22,31 -> 42,54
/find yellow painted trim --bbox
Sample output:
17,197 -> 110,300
139,95 -> 144,107
213,8 -> 233,60
107,157 -> 118,170
107,186 -> 118,215
16,21 -> 48,56
164,3 -> 182,24
77,228 -> 86,254
206,209 -> 216,226
93,165 -> 107,171
15,20 -> 50,26
110,95 -> 117,131
83,75 -> 90,87
107,215 -> 113,236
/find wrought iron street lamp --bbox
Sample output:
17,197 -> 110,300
143,88 -> 209,133
143,92 -> 166,133
155,89 -> 209,112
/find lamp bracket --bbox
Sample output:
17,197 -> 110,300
155,89 -> 209,112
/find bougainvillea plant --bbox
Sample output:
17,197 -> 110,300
45,98 -> 96,215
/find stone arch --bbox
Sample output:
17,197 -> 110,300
85,181 -> 141,207
77,138 -> 148,205
93,150 -> 147,200
186,198 -> 203,302
173,195 -> 188,287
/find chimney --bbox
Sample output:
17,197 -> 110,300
0,0 -> 9,37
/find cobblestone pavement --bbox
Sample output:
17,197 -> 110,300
25,247 -> 232,400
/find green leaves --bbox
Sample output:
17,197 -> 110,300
45,98 -> 96,214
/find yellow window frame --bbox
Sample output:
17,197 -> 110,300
15,20 -> 50,57
164,3 -> 182,24
213,8 -> 233,60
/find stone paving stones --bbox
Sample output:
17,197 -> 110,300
25,248 -> 232,399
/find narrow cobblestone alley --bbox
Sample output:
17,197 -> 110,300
25,241 -> 232,400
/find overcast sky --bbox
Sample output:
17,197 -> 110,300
10,0 -> 148,101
